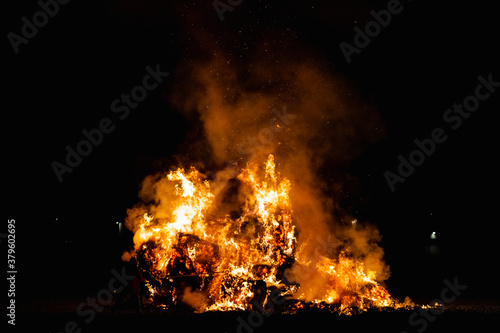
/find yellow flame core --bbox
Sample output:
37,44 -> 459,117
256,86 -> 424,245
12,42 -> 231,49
128,155 -> 404,313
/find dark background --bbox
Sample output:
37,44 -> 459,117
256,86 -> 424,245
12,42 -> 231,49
4,0 -> 499,313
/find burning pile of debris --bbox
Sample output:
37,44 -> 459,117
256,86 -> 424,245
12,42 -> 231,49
123,155 -> 409,314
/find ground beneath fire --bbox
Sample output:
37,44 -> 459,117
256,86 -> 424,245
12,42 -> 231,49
17,298 -> 500,333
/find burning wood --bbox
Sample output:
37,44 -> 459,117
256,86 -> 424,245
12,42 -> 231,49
123,154 -> 408,313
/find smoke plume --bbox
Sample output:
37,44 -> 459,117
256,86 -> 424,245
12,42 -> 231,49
125,26 -> 391,300
166,35 -> 389,290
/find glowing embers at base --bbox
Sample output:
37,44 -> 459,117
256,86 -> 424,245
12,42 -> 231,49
125,154 -> 405,313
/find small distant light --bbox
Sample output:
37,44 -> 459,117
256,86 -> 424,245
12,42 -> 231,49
430,231 -> 437,239
116,222 -> 120,225
351,219 -> 357,225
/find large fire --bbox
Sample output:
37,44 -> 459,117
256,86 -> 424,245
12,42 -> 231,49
124,154 -> 410,314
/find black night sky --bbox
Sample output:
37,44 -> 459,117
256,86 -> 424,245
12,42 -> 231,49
4,0 -> 500,331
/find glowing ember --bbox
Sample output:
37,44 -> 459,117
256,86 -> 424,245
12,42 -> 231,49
123,154 -> 409,313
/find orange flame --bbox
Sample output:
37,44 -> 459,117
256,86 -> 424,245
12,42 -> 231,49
125,154 -> 408,313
